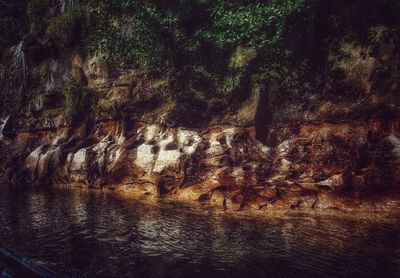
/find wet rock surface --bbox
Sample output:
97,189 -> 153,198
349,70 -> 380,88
0,14 -> 399,214
1,116 -> 400,213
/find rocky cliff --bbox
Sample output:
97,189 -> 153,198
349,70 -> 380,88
1,0 -> 400,213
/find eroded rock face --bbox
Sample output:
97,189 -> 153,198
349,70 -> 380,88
83,54 -> 109,88
0,116 -> 9,141
1,118 -> 400,213
0,24 -> 399,214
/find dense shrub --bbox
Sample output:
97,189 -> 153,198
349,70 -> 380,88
83,0 -> 400,125
85,1 -> 313,110
64,76 -> 82,121
2,0 -> 400,124
47,6 -> 85,49
198,1 -> 310,49
86,1 -> 170,70
86,0 -> 310,71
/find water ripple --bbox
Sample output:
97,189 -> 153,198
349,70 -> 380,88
0,187 -> 399,277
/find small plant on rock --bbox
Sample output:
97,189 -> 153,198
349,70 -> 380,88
47,7 -> 85,49
64,76 -> 82,122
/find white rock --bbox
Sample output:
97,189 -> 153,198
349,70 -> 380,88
258,143 -> 270,155
70,149 -> 87,171
135,127 -> 202,173
207,133 -> 223,155
25,146 -> 42,171
153,131 -> 180,173
135,144 -> 156,173
144,125 -> 160,142
177,129 -> 201,155
224,127 -> 236,148
280,158 -> 291,172
277,139 -> 292,156
318,174 -> 344,190
0,116 -> 9,141
153,149 -> 182,173
388,134 -> 400,157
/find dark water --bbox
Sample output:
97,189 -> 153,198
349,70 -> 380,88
0,186 -> 400,278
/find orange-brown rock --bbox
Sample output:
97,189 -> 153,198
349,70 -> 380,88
1,116 -> 400,213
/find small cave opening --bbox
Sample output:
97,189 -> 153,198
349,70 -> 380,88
255,83 -> 274,146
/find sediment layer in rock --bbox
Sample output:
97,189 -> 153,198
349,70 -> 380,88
1,117 -> 400,213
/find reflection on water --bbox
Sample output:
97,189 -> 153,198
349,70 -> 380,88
0,186 -> 400,277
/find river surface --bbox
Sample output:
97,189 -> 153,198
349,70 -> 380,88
0,186 -> 399,277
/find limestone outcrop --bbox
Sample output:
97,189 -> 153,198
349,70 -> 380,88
0,1 -> 400,214
1,116 -> 400,212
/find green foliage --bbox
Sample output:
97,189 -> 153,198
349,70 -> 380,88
3,0 -> 400,124
82,87 -> 99,119
86,1 -> 169,70
84,1 -> 282,123
216,72 -> 244,104
64,76 -> 82,121
85,0 -> 315,116
47,7 -> 85,49
229,46 -> 257,70
197,1 -> 309,50
64,76 -> 99,122
86,0 -> 311,68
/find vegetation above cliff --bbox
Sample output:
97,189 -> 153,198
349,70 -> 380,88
0,0 -> 399,126
85,0 -> 400,125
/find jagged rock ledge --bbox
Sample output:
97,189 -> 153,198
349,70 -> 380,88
0,19 -> 399,213
1,118 -> 400,214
